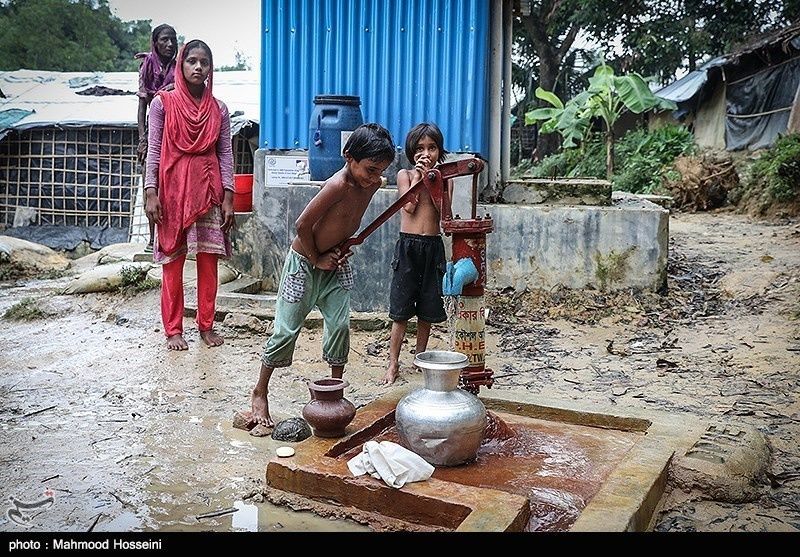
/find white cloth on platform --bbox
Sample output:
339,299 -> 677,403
346,440 -> 434,488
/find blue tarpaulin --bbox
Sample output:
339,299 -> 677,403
0,108 -> 34,136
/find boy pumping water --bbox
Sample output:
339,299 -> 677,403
251,123 -> 396,427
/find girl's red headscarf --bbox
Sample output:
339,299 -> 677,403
155,42 -> 223,255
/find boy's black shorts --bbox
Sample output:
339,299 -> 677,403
389,233 -> 447,323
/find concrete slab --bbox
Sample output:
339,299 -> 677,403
229,153 -> 669,311
264,388 -> 707,532
503,178 -> 612,206
220,276 -> 262,294
485,200 -> 669,292
612,190 -> 673,210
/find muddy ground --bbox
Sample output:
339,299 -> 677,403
0,210 -> 798,533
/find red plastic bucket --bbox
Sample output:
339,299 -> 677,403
233,174 -> 253,212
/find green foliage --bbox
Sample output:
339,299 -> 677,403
511,0 -> 794,160
36,268 -> 68,280
0,0 -> 152,71
4,297 -> 46,320
512,1 -> 589,96
526,89 -> 593,148
526,61 -> 677,144
516,123 -> 695,194
573,0 -> 791,86
524,138 -> 606,179
0,260 -> 26,281
118,265 -> 159,293
742,133 -> 800,205
613,124 -> 696,194
525,59 -> 677,177
510,158 -> 536,178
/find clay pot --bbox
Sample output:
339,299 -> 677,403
302,378 -> 356,438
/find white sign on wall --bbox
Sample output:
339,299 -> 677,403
265,155 -> 310,186
341,131 -> 353,154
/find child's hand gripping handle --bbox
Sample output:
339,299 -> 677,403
337,177 -> 427,259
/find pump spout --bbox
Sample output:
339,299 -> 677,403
442,257 -> 479,296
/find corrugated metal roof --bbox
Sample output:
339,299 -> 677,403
261,0 -> 491,154
0,69 -> 260,136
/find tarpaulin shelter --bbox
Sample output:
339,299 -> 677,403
655,21 -> 800,151
0,70 -> 259,250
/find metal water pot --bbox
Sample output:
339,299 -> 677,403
395,350 -> 486,466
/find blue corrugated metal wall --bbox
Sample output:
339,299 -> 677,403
260,0 -> 490,155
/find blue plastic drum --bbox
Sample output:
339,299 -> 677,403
308,95 -> 364,181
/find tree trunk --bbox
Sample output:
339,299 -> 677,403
521,7 -> 579,161
535,49 -> 562,159
605,128 -> 614,179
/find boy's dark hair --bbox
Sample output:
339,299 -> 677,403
405,122 -> 447,165
183,39 -> 213,66
343,123 -> 396,163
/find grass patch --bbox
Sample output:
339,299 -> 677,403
36,268 -> 69,280
0,261 -> 27,281
4,297 -> 47,320
118,265 -> 160,293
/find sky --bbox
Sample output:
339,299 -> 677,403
107,0 -> 261,69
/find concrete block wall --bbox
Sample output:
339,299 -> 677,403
228,149 -> 669,312
483,198 -> 669,293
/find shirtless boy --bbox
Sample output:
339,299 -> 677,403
250,123 -> 396,426
385,123 -> 450,384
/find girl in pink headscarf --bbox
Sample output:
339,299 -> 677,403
144,40 -> 235,351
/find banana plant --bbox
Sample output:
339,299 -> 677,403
525,61 -> 677,178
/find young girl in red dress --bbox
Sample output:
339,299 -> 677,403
145,39 -> 235,350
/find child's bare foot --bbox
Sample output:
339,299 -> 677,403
166,334 -> 188,350
200,329 -> 224,347
383,364 -> 400,385
251,389 -> 274,427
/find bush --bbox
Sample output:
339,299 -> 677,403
523,139 -> 606,179
613,124 -> 695,194
119,265 -> 159,293
512,124 -> 694,194
0,260 -> 26,281
742,133 -> 800,206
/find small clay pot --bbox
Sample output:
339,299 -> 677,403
302,378 -> 356,438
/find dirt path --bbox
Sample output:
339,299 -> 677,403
486,211 -> 800,531
0,210 -> 798,532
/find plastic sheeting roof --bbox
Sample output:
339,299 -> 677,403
0,69 -> 259,139
654,56 -> 728,103
655,32 -> 800,104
